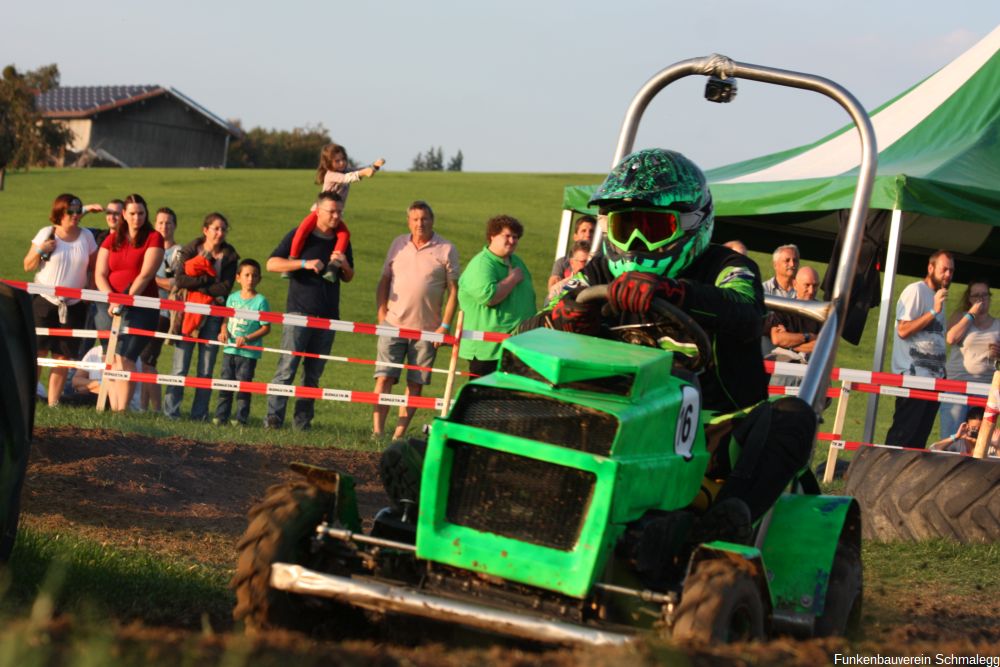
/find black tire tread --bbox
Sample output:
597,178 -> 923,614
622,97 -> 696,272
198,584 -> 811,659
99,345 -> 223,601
672,559 -> 766,643
845,446 -> 1000,542
232,481 -> 349,632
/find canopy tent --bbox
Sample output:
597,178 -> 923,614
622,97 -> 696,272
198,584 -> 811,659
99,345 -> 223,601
560,23 -> 1000,282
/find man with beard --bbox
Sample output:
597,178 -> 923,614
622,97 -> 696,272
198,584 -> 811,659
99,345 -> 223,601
886,249 -> 954,448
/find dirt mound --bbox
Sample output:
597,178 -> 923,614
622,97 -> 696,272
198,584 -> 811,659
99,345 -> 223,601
23,426 -> 387,565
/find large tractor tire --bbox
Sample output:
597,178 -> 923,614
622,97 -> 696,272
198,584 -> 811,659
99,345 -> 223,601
232,481 -> 364,635
845,446 -> 1000,542
671,559 -> 766,643
0,284 -> 36,562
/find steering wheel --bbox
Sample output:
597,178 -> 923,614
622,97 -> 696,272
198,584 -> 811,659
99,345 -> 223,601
576,284 -> 712,373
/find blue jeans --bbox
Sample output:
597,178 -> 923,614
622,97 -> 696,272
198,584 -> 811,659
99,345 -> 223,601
265,319 -> 334,429
163,315 -> 223,420
214,353 -> 258,424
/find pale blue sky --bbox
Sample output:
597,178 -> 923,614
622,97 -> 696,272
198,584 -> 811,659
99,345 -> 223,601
5,1 -> 998,172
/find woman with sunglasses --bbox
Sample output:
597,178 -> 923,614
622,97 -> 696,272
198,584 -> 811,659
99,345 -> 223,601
940,280 -> 1000,439
23,193 -> 102,406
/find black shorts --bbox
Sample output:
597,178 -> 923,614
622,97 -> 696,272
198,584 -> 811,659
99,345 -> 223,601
32,295 -> 88,358
116,306 -> 160,362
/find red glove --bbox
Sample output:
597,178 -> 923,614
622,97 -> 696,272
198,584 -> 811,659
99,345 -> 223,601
608,272 -> 684,313
550,291 -> 602,335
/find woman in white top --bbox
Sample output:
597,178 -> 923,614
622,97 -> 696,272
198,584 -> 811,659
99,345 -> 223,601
22,193 -> 101,406
940,280 -> 1000,439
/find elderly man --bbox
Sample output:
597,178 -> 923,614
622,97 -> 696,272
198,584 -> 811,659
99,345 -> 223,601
886,250 -> 954,448
765,266 -> 821,386
761,244 -> 800,355
373,201 -> 459,441
263,191 -> 354,431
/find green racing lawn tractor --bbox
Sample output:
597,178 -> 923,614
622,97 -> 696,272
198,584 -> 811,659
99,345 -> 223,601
232,55 -> 877,645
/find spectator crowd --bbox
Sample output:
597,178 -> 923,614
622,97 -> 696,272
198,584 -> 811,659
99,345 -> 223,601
20,149 -> 999,454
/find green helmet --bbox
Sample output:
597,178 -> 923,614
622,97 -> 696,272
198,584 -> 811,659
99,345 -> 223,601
590,148 -> 714,278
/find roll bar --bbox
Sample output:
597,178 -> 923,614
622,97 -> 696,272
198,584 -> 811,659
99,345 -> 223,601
611,54 -> 877,415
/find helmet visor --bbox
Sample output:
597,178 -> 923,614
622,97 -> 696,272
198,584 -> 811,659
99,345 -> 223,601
607,208 -> 685,252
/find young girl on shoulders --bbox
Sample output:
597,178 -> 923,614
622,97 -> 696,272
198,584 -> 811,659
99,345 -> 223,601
287,142 -> 385,270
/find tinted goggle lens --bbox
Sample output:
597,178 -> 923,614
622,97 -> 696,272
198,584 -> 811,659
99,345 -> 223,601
607,209 -> 681,250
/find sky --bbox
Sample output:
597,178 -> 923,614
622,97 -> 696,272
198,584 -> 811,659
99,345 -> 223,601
5,1 -> 999,173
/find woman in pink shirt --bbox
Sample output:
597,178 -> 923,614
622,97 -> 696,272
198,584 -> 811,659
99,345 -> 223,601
94,193 -> 164,411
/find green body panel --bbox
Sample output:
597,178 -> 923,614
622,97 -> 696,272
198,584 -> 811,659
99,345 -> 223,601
416,328 -> 709,598
759,494 -> 857,618
416,421 -> 618,598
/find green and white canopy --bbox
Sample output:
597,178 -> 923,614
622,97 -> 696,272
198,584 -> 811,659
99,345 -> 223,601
563,23 -> 1000,282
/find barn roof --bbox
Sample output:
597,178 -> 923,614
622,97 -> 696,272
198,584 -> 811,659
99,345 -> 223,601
36,85 -> 241,136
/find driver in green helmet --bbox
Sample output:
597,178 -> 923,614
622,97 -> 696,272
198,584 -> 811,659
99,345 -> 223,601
547,148 -> 815,538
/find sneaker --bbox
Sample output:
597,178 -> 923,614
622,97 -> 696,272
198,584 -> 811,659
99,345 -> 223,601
688,497 -> 753,545
212,417 -> 222,426
230,419 -> 243,427
263,415 -> 282,430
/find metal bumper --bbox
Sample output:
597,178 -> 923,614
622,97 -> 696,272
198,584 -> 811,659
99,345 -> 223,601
270,562 -> 634,646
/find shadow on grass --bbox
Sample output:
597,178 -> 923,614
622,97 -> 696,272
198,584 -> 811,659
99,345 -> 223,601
1,526 -> 233,630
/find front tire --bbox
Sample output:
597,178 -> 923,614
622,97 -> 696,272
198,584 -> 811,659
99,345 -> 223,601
232,481 -> 363,634
671,559 -> 766,643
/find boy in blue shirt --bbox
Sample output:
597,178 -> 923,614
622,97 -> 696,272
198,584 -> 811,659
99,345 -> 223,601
213,259 -> 270,425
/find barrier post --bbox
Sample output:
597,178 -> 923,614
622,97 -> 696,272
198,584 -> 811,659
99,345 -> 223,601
96,310 -> 122,412
823,380 -> 852,484
972,364 -> 999,459
440,311 -> 464,417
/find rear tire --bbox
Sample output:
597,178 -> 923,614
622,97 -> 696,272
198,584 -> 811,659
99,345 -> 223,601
232,481 -> 364,635
845,446 -> 1000,542
0,285 -> 36,562
671,559 -> 766,643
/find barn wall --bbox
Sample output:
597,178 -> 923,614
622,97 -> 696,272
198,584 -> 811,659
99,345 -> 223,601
87,96 -> 229,167
61,119 -> 92,152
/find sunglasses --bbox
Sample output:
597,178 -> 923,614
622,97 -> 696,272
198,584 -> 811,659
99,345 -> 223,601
66,208 -> 82,215
606,207 -> 705,251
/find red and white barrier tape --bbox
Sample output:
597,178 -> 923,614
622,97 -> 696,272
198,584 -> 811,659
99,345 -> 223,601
765,359 -> 990,396
39,325 -> 471,378
97,368 -> 447,411
6,279 -> 511,346
767,382 -> 987,407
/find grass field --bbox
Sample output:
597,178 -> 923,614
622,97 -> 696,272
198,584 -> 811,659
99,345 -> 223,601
1,168 -> 998,662
0,167 -> 975,448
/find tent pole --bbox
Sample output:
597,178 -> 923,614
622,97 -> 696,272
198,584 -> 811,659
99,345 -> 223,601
863,208 -> 903,443
555,210 -> 573,260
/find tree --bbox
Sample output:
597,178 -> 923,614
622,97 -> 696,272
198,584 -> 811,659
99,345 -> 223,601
0,63 -> 71,190
226,122 -> 347,170
411,146 -> 463,172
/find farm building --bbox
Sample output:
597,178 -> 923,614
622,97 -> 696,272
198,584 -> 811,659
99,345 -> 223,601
35,85 -> 241,168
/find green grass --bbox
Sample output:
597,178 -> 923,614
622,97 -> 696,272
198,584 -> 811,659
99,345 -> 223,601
863,540 -> 1000,596
1,527 -> 232,628
3,167 -> 982,455
0,152 -> 993,663
3,168 -> 608,445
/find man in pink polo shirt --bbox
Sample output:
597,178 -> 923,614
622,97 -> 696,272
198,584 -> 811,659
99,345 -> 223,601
373,200 -> 460,441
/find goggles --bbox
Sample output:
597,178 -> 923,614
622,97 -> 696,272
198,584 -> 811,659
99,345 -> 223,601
607,207 -> 704,251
